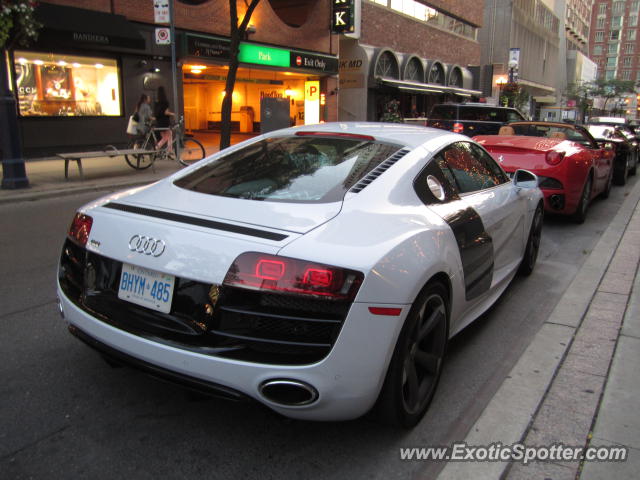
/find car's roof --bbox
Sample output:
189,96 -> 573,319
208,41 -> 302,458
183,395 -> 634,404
274,122 -> 460,149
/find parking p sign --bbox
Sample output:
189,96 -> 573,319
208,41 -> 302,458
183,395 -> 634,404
155,27 -> 170,45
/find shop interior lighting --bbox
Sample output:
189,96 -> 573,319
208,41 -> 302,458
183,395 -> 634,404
95,63 -> 104,69
72,63 -> 81,68
17,57 -> 27,64
58,60 -> 67,66
34,59 -> 43,65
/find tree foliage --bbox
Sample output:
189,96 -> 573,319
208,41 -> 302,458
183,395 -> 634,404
0,1 -> 41,50
220,0 -> 260,150
565,79 -> 637,122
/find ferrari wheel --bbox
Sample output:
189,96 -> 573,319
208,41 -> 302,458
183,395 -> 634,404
572,176 -> 592,224
375,282 -> 448,428
519,205 -> 543,276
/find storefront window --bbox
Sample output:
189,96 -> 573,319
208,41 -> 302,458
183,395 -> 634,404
13,51 -> 121,117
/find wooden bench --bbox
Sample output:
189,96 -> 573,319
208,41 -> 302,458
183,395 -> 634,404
57,146 -> 158,180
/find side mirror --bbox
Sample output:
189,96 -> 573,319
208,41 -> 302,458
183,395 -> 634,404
513,169 -> 538,189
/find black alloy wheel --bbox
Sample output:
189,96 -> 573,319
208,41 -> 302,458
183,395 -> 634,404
613,153 -> 629,186
573,175 -> 592,224
519,204 -> 543,276
375,282 -> 449,428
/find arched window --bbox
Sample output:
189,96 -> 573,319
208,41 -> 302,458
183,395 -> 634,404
375,51 -> 400,79
404,57 -> 424,82
428,63 -> 445,85
267,0 -> 315,27
449,67 -> 463,87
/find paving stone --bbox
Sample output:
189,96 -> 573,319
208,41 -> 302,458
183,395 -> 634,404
581,306 -> 625,326
587,336 -> 640,451
578,440 -> 638,480
523,370 -> 604,447
598,272 -> 635,295
621,272 -> 640,339
562,352 -> 610,378
507,460 -> 576,480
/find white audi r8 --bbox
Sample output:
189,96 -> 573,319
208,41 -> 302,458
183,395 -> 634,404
57,123 -> 543,427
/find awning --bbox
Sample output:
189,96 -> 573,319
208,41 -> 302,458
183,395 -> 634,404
447,86 -> 483,97
377,78 -> 445,94
376,78 -> 482,97
35,3 -> 145,50
533,96 -> 557,104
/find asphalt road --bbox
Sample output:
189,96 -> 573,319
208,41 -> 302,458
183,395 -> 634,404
1,176 -> 637,480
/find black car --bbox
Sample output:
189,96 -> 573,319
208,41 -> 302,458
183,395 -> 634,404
426,103 -> 526,137
586,124 -> 638,186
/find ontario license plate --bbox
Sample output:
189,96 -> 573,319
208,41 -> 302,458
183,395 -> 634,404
118,263 -> 175,313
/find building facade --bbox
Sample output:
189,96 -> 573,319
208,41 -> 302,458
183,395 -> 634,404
339,0 -> 483,122
478,0 -> 562,118
589,0 -> 640,82
12,0 -> 338,157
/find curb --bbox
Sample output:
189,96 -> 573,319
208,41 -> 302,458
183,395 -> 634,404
436,178 -> 640,480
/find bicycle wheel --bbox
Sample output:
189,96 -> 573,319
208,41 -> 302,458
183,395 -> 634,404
177,137 -> 206,166
125,137 -> 156,170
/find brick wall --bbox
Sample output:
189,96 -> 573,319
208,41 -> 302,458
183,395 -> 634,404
361,3 -> 481,66
41,0 -> 335,55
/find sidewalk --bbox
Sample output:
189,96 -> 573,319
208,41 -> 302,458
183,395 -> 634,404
438,177 -> 640,479
0,133 -> 227,204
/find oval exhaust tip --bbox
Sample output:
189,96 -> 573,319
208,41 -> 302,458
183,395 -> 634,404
259,379 -> 318,406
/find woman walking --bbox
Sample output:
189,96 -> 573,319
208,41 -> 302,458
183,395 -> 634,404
154,86 -> 175,154
134,94 -> 153,135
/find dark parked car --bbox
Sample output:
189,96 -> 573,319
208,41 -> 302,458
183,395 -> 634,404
426,103 -> 526,137
586,124 -> 638,186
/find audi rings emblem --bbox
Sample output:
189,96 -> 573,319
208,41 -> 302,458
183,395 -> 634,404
128,235 -> 166,257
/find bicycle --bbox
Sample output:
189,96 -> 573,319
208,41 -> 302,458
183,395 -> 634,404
125,116 -> 206,169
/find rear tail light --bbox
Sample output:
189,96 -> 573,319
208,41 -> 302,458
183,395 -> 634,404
545,151 -> 565,166
224,252 -> 363,300
452,122 -> 464,134
68,212 -> 93,247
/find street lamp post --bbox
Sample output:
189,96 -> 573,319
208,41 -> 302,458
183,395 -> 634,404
496,76 -> 507,106
1,51 -> 29,189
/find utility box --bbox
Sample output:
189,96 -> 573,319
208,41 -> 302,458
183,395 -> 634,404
239,106 -> 255,133
260,97 -> 290,134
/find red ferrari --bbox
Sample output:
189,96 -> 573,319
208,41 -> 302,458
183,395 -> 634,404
474,122 -> 614,223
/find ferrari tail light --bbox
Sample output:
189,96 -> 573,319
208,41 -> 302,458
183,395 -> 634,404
224,252 -> 363,300
545,151 -> 565,166
452,122 -> 464,134
68,212 -> 93,247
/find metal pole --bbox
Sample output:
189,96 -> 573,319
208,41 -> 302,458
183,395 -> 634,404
169,0 -> 180,161
1,50 -> 29,189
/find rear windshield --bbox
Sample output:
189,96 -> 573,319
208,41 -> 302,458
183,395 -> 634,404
429,105 -> 523,123
173,135 -> 403,203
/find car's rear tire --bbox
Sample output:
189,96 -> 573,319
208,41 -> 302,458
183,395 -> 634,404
519,204 -> 543,276
613,154 -> 629,186
601,167 -> 614,199
572,175 -> 592,224
374,282 -> 449,428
